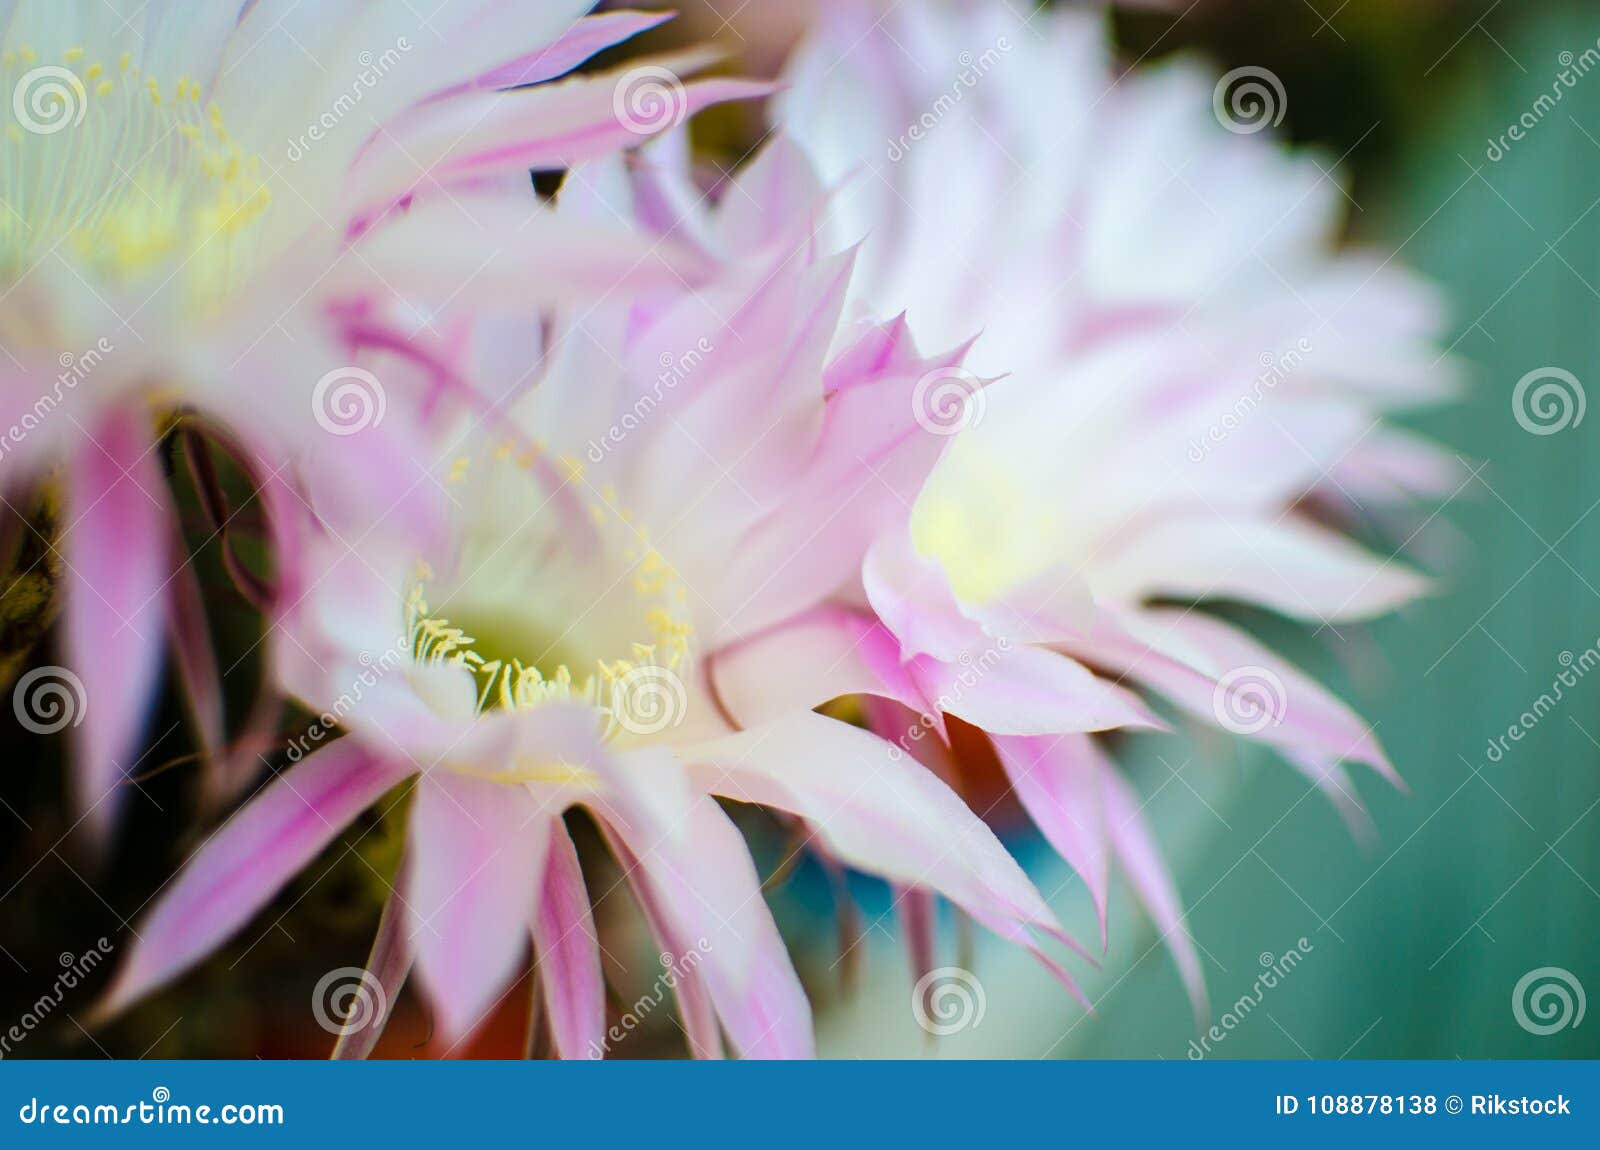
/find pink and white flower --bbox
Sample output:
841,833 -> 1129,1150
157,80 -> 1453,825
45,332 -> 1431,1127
0,1 -> 758,843
98,138 -> 1093,1057
727,0 -> 1466,1011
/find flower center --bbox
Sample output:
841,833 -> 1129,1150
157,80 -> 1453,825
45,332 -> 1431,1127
405,576 -> 692,723
402,456 -> 695,746
911,434 -> 1062,605
2,46 -> 272,303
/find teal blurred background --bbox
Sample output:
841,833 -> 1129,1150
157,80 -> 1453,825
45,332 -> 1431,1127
813,0 -> 1600,1060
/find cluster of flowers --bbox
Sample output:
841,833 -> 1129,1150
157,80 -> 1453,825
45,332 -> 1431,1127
0,0 -> 1455,1057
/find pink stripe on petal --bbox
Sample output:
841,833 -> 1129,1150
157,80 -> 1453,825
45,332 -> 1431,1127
992,733 -> 1110,948
99,740 -> 405,1019
63,408 -> 171,845
353,75 -> 774,216
471,11 -> 675,91
529,821 -> 605,1060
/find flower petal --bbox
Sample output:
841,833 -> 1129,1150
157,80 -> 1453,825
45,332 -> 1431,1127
1090,514 -> 1428,623
711,606 -> 935,733
349,67 -> 774,216
62,408 -> 171,844
466,10 -> 675,92
599,767 -> 814,1059
863,527 -> 989,662
597,822 -> 725,1059
99,740 -> 405,1018
405,771 -> 554,1045
529,821 -> 605,1060
1066,607 -> 1399,785
910,644 -> 1162,738
354,193 -> 711,318
992,733 -> 1110,947
684,712 -> 1094,992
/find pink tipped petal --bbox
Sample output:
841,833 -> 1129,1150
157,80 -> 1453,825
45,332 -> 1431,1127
713,135 -> 830,255
601,777 -> 814,1060
863,528 -> 988,662
721,322 -> 979,636
992,734 -> 1110,947
352,69 -> 775,215
966,567 -> 1095,647
463,11 -> 676,92
624,244 -> 858,533
99,741 -> 405,1019
711,606 -> 934,733
684,713 -> 1094,977
1092,514 -> 1429,623
355,194 -> 712,318
63,408 -> 171,842
331,853 -> 416,1061
1282,752 -> 1376,844
405,771 -> 554,1045
1327,428 -> 1467,504
1100,765 -> 1209,1026
1093,607 -> 1400,785
529,821 -> 605,1061
217,0 -> 599,139
911,644 -> 1163,738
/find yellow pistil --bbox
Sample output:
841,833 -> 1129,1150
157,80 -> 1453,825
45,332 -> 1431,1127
406,579 -> 692,724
